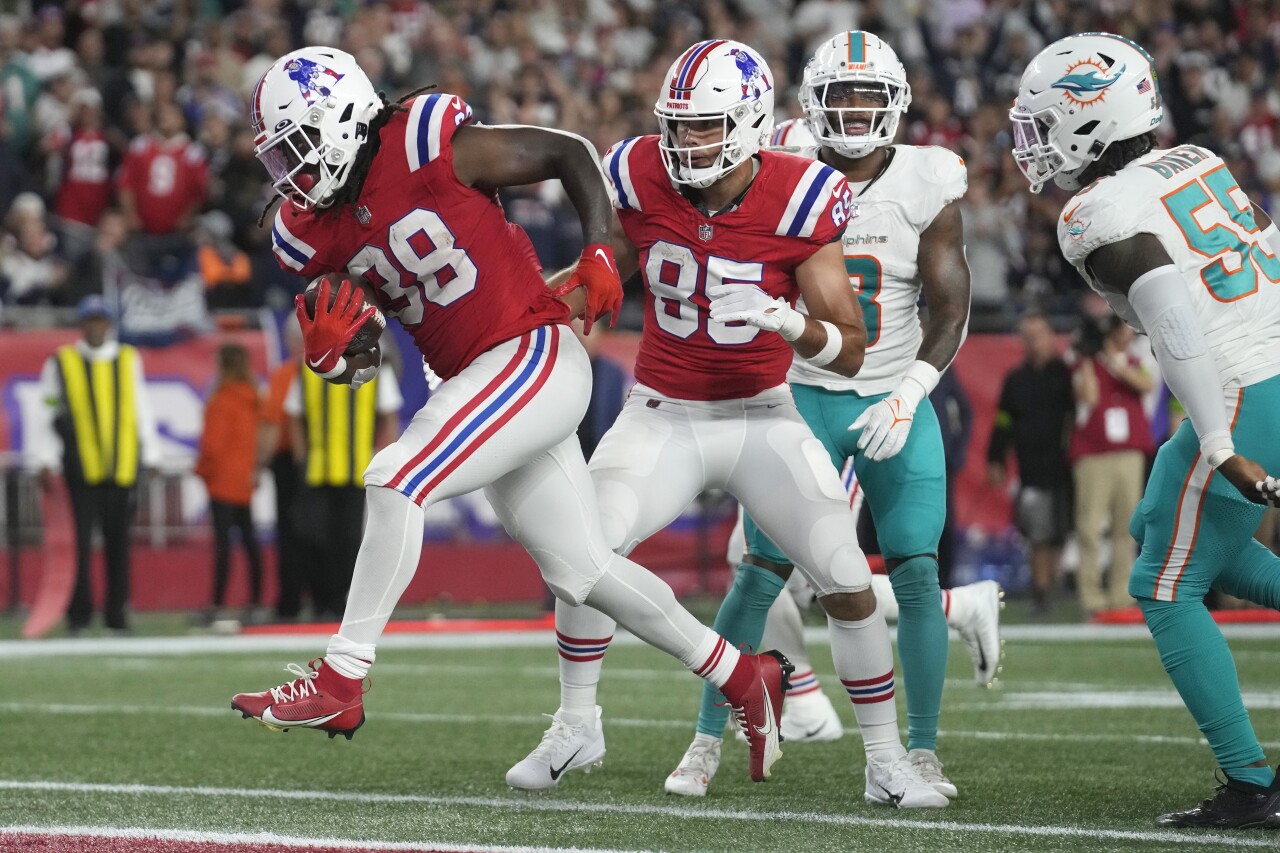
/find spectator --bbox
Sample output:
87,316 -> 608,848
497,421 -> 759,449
48,87 -> 113,229
195,210 -> 253,308
194,342 -> 265,626
285,360 -> 402,619
117,99 -> 208,239
32,295 -> 161,635
1069,315 -> 1154,617
1,205 -> 66,305
987,312 -> 1074,617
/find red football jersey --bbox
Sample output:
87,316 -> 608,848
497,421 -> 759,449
271,93 -> 568,380
53,128 -> 112,226
118,134 -> 209,234
602,136 -> 852,400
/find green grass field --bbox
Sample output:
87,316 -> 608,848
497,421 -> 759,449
2,623 -> 1279,852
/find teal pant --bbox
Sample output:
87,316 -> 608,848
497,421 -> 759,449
744,385 -> 947,562
1128,377 -> 1280,782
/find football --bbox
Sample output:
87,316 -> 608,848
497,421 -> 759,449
302,272 -> 386,355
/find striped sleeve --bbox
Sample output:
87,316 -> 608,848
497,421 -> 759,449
775,161 -> 849,241
404,93 -> 475,173
271,209 -> 317,273
601,137 -> 642,211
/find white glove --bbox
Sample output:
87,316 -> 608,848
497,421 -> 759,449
849,361 -> 941,461
707,282 -> 806,341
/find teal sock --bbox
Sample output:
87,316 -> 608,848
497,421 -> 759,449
1140,599 -> 1267,774
695,563 -> 787,737
890,555 -> 947,752
1229,766 -> 1275,788
1215,539 -> 1280,610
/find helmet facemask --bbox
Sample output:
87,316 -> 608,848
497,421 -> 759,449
802,76 -> 907,159
655,100 -> 771,189
255,107 -> 357,210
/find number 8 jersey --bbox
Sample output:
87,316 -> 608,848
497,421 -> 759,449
603,135 -> 851,400
1058,144 -> 1280,387
269,94 -> 568,380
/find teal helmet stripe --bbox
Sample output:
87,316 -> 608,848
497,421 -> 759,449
847,30 -> 865,63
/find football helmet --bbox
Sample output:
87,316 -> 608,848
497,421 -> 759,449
1010,32 -> 1163,193
654,40 -> 775,188
250,46 -> 382,210
799,31 -> 910,159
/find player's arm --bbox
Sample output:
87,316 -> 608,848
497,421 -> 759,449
544,219 -> 638,320
1087,234 -> 1280,506
453,124 -> 622,330
851,202 -> 972,460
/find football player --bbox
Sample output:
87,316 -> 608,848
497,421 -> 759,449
507,39 -> 945,808
229,46 -> 794,785
1013,33 -> 1280,827
661,30 -> 997,799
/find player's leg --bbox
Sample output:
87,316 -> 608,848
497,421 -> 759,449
489,431 -> 790,789
729,394 -> 946,808
1215,538 -> 1280,610
1129,401 -> 1279,827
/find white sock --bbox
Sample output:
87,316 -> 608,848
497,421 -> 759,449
554,597 -> 616,717
336,486 -> 425,646
324,634 -> 375,680
870,573 -> 898,622
828,610 -> 902,760
761,584 -> 810,671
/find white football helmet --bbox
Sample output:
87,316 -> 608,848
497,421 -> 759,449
1010,32 -> 1163,193
799,31 -> 910,159
250,46 -> 382,210
654,40 -> 775,189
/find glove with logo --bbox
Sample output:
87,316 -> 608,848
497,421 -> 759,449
707,282 -> 806,341
849,361 -> 941,461
295,277 -> 378,380
552,243 -> 623,334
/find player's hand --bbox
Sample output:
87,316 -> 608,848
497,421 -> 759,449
1217,454 -> 1280,507
552,243 -> 622,334
294,278 -> 376,377
707,282 -> 805,340
849,393 -> 916,461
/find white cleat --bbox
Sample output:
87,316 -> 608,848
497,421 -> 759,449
864,749 -> 951,809
664,737 -> 722,797
907,748 -> 958,799
780,689 -> 844,743
952,580 -> 1005,687
505,706 -> 606,792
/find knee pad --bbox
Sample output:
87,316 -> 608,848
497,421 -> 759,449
799,539 -> 871,597
889,555 -> 940,604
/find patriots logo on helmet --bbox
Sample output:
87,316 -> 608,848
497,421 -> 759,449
284,56 -> 345,106
729,48 -> 772,99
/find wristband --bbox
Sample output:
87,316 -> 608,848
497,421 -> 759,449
777,305 -> 807,342
313,355 -> 348,381
808,320 -> 843,367
898,360 -> 942,408
1201,430 -> 1235,469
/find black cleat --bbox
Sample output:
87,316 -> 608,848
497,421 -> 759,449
1156,772 -> 1280,829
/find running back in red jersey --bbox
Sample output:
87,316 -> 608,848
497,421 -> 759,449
601,135 -> 853,401
269,93 -> 569,380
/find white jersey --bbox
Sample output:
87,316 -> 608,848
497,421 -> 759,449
784,144 -> 968,395
1059,145 -> 1280,388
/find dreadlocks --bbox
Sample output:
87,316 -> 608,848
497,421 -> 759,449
1078,131 -> 1158,186
256,83 -> 437,228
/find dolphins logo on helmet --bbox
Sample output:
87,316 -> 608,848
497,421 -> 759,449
1051,59 -> 1125,107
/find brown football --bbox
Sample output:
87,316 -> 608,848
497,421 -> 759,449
302,273 -> 386,355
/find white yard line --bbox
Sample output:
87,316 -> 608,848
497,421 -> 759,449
4,622 -> 1280,659
0,780 -> 1274,848
0,826 -> 637,853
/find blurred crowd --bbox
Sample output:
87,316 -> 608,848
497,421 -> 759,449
0,0 -> 1275,327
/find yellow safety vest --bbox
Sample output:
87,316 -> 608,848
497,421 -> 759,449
301,368 -> 379,488
55,343 -> 141,487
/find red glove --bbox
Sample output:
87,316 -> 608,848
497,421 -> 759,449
294,278 -> 377,379
552,243 -> 623,334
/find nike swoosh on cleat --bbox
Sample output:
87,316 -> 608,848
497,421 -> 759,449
261,708 -> 340,727
549,747 -> 583,781
977,642 -> 988,674
751,677 -> 776,738
875,782 -> 904,806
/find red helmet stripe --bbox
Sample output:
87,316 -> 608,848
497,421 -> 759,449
670,39 -> 727,100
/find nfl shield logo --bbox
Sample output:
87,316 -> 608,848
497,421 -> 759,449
356,205 -> 372,225
698,223 -> 713,242
850,202 -> 862,221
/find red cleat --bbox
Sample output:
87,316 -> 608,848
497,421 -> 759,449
720,649 -> 793,782
231,659 -> 367,740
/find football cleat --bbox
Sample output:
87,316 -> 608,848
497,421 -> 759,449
907,748 -> 958,799
952,580 -> 1005,688
864,749 -> 951,809
664,737 -> 722,797
230,659 -> 366,740
1156,772 -> 1280,829
781,689 -> 844,743
506,706 -> 606,792
719,650 -> 793,782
